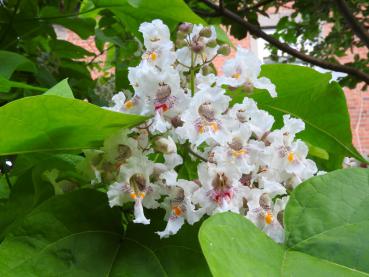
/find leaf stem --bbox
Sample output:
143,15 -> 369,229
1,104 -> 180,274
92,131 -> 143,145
190,52 -> 195,95
186,144 -> 208,162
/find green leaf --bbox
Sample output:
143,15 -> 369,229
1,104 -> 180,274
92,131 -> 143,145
199,168 -> 369,276
230,64 -> 364,168
176,144 -> 200,180
0,154 -> 85,239
125,209 -> 211,277
200,212 -> 368,277
0,75 -> 47,93
49,40 -> 95,59
92,0 -> 205,33
0,95 -> 147,156
214,25 -> 233,47
0,191 -> 210,276
0,171 -> 37,240
285,168 -> 369,272
44,78 -> 74,98
39,6 -> 96,39
0,51 -> 36,79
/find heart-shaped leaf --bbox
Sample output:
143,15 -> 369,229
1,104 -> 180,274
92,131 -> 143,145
199,168 -> 369,276
0,190 -> 210,276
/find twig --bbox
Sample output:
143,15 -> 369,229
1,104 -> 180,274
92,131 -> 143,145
199,0 -> 369,85
187,145 -> 208,162
87,45 -> 114,65
240,0 -> 275,12
335,0 -> 369,49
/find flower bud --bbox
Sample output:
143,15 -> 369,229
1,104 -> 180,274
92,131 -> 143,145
175,38 -> 187,48
176,31 -> 186,39
206,40 -> 218,48
217,44 -> 231,56
191,41 -> 205,53
201,65 -> 212,75
178,23 -> 193,34
199,27 -> 212,38
154,136 -> 177,154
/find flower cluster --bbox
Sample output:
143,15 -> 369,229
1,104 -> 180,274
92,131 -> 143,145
86,20 -> 320,243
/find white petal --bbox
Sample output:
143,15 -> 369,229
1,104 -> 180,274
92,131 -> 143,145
156,216 -> 185,238
253,77 -> 277,98
133,198 -> 150,225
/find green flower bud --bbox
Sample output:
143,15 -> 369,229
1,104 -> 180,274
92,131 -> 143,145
175,38 -> 187,48
206,40 -> 218,48
217,44 -> 231,56
199,27 -> 212,38
178,23 -> 193,34
176,31 -> 186,39
202,65 -> 215,76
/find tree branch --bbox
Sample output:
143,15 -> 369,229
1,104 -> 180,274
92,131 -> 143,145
335,0 -> 369,49
199,0 -> 369,85
240,0 -> 275,12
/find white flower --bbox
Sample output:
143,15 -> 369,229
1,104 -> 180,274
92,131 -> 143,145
102,130 -> 140,164
196,72 -> 218,89
139,19 -> 172,50
107,156 -> 160,224
212,126 -> 257,174
176,86 -> 230,146
192,163 -> 248,215
100,20 -> 321,243
105,91 -> 144,114
128,63 -> 189,132
157,180 -> 202,238
268,115 -> 304,146
154,136 -> 177,154
227,97 -> 274,139
246,191 -> 288,243
219,47 -> 277,97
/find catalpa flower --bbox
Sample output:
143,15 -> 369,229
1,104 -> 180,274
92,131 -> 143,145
157,180 -> 203,238
246,193 -> 288,243
128,63 -> 190,132
219,47 -> 277,98
107,156 -> 161,224
192,163 -> 249,215
227,97 -> 275,139
97,20 -> 322,242
176,86 -> 230,146
139,19 -> 172,50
